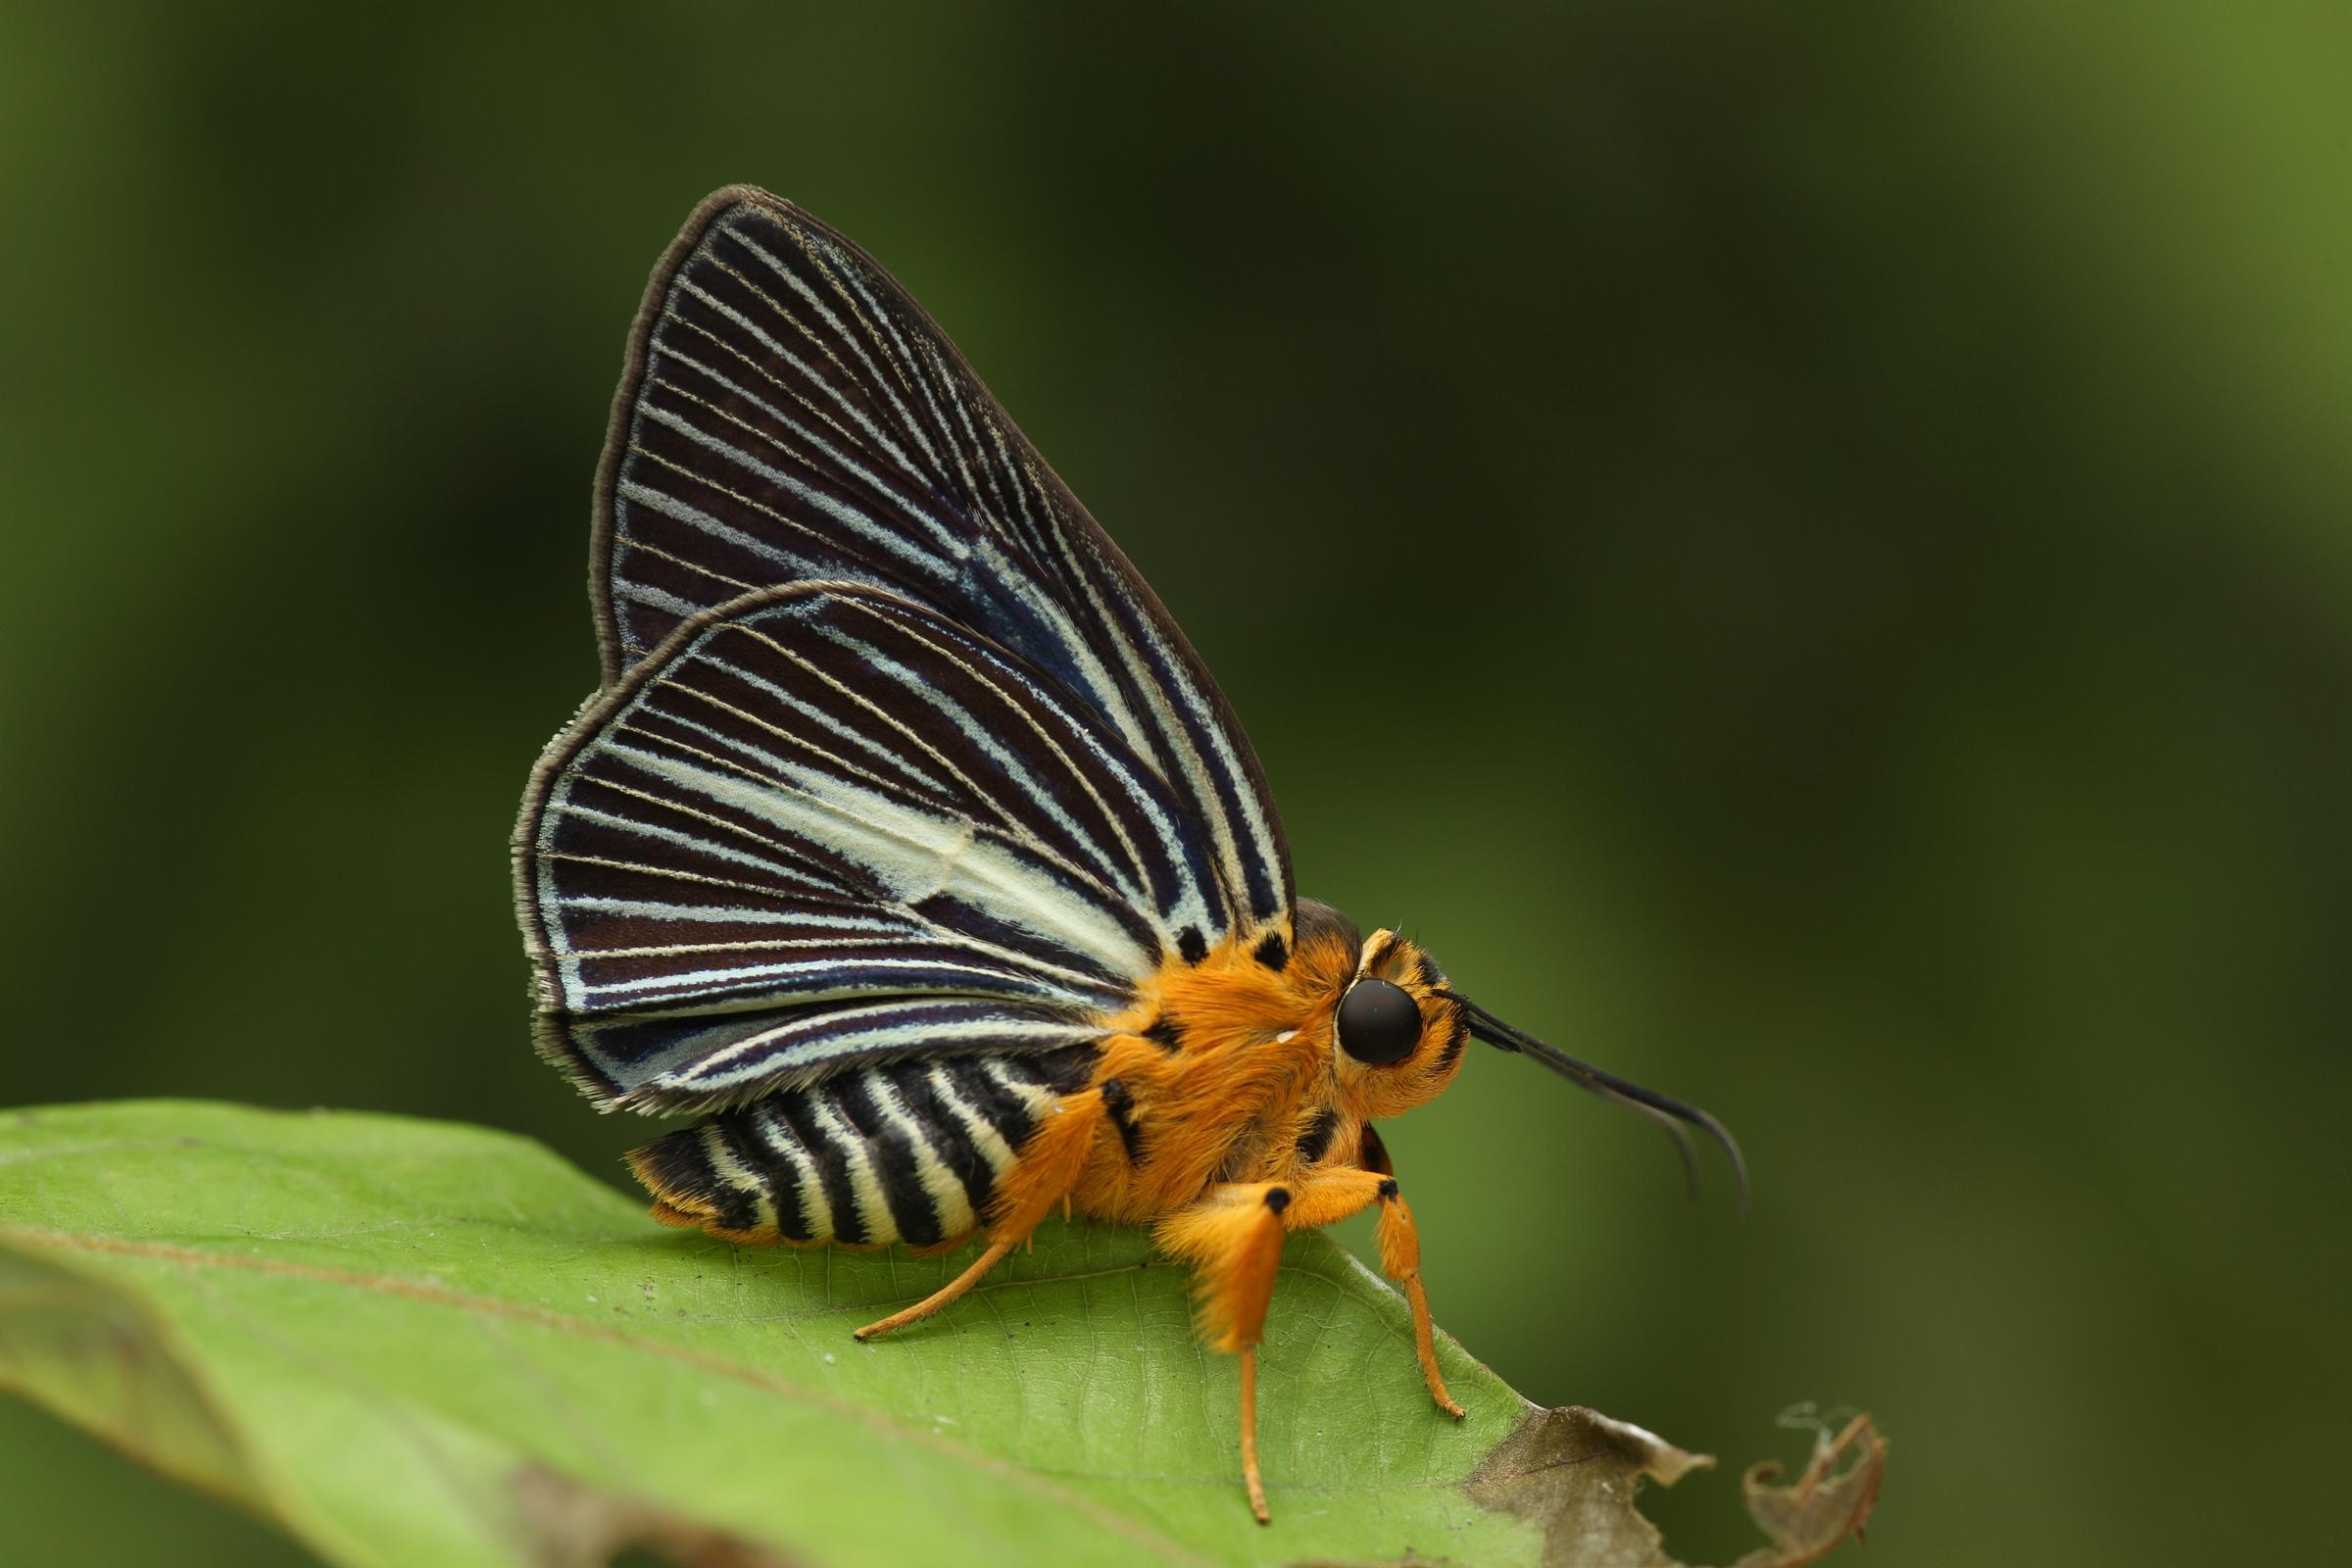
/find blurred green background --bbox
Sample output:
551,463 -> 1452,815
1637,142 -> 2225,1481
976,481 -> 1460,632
5,3 -> 2346,1563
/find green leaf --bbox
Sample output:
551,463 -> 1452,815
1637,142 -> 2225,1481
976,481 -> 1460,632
0,1102 -> 1881,1567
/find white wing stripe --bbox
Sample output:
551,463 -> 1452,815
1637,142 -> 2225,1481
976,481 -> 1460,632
600,723 -> 1148,974
649,348 -> 952,544
727,225 -> 953,479
673,271 -> 944,507
637,405 -> 949,578
662,1014 -> 1101,1095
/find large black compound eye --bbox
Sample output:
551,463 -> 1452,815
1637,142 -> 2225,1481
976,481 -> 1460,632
1337,978 -> 1423,1066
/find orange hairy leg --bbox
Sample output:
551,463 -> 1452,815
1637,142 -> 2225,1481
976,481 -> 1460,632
1155,1182 -> 1294,1351
1155,1181 -> 1294,1523
1153,1164 -> 1461,1521
1238,1346 -> 1268,1523
1354,1126 -> 1462,1417
852,1238 -> 1018,1341
853,1086 -> 1112,1341
1374,1191 -> 1460,1417
1259,1162 -> 1464,1419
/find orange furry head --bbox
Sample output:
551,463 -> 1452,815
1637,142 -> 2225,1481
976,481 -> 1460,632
1329,927 -> 1471,1123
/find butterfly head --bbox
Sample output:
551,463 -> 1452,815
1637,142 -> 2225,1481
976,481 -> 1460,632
1327,927 -> 1472,1120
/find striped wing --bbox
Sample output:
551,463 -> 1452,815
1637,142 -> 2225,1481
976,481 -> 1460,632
518,582 -> 1216,1112
590,185 -> 1292,952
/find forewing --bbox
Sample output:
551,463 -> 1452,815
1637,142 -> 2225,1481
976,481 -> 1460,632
591,186 -> 1292,950
518,583 -> 1217,1112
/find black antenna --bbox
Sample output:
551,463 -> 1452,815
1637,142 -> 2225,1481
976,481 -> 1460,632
1453,996 -> 1749,1210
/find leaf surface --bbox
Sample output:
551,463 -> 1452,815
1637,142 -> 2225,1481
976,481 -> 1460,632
0,1102 -> 1878,1567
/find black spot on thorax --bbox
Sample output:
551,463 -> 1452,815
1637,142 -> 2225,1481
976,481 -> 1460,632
1295,1106 -> 1342,1166
1100,1077 -> 1144,1163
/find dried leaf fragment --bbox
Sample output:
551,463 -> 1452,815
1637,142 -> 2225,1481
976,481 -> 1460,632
1732,1413 -> 1887,1568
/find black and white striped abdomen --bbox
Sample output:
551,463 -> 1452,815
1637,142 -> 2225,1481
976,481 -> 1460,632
628,1046 -> 1097,1248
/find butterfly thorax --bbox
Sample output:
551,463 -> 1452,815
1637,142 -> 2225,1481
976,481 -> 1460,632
1059,901 -> 1470,1226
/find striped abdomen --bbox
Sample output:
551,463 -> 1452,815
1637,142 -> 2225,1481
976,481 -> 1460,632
628,1046 -> 1098,1249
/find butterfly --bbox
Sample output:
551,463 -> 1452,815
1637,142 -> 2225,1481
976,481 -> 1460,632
513,185 -> 1744,1521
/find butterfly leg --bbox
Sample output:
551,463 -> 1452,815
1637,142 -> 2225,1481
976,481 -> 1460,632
1268,1162 -> 1463,1418
851,1237 -> 1017,1341
1155,1182 -> 1295,1522
1353,1127 -> 1462,1417
1373,1188 -> 1462,1417
854,1083 -> 1112,1341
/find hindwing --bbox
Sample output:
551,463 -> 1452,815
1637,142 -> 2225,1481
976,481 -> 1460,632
518,583 -> 1225,1111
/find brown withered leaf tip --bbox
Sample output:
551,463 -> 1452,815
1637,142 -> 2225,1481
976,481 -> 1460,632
1469,1403 -> 1886,1568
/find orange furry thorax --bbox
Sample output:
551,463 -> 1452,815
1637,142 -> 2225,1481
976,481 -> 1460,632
1013,913 -> 1468,1229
